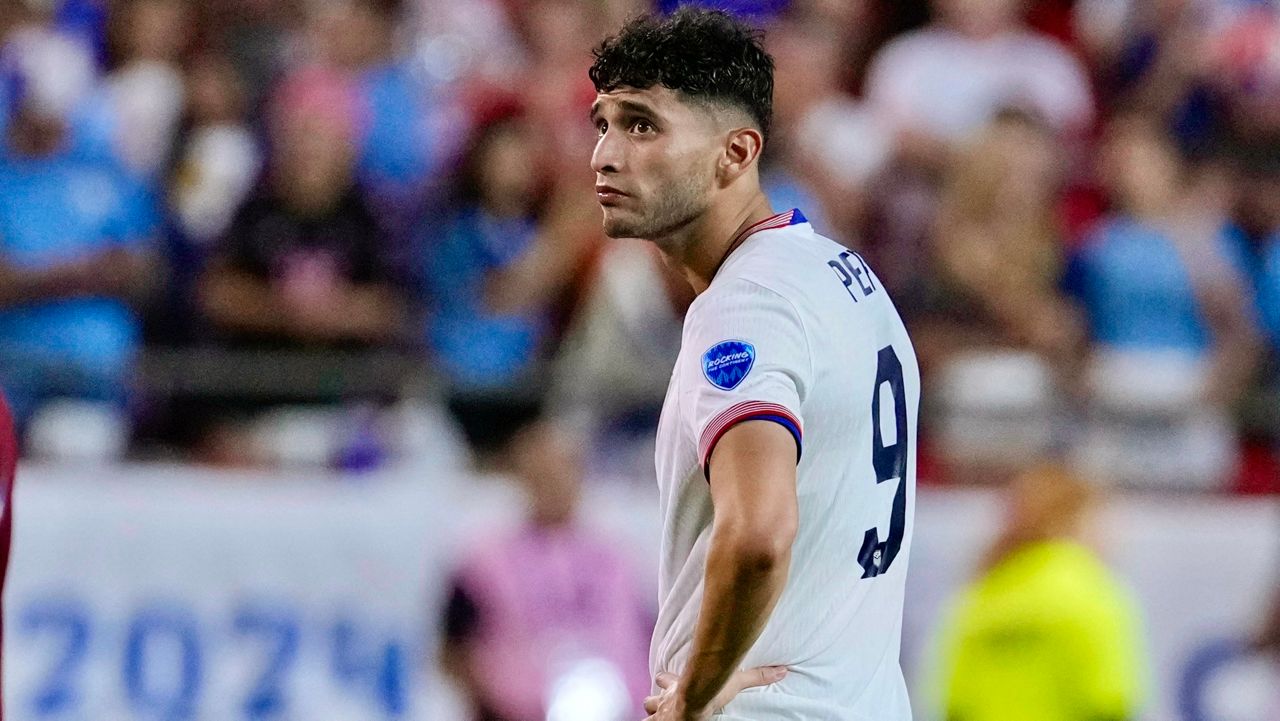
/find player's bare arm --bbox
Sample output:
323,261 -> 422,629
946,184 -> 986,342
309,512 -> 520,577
644,420 -> 797,721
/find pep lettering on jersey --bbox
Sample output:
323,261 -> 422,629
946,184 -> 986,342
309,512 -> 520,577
701,340 -> 755,390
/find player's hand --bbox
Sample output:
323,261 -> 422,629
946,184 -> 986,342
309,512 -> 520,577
642,665 -> 787,720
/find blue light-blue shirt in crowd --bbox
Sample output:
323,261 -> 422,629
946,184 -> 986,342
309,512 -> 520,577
0,145 -> 156,411
1258,234 -> 1280,349
1074,217 -> 1243,354
423,208 -> 548,390
358,62 -> 447,202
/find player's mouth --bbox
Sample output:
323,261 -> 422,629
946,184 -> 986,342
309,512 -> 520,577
595,184 -> 629,205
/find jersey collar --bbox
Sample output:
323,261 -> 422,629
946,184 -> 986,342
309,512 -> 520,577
712,208 -> 808,279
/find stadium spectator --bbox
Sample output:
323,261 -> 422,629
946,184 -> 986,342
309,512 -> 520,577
407,0 -> 525,87
494,0 -> 603,179
765,8 -> 875,240
198,68 -> 406,350
439,418 -> 650,721
1069,113 -> 1261,488
933,111 -> 1081,363
550,238 -> 689,462
935,464 -> 1147,721
865,0 -> 1094,150
858,0 -> 1091,312
144,51 -> 260,348
306,0 -> 453,222
198,0 -> 300,115
0,0 -> 1274,486
421,112 -> 597,459
54,0 -> 111,66
184,68 -> 408,465
0,24 -> 158,440
928,111 -> 1083,483
168,52 -> 260,249
1074,2 -> 1280,153
1074,0 -> 1225,155
0,3 -> 1275,718
99,0 -> 191,179
1206,4 -> 1280,143
1230,141 -> 1280,459
1259,231 -> 1280,349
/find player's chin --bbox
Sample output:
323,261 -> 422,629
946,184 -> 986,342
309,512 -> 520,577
600,207 -> 644,239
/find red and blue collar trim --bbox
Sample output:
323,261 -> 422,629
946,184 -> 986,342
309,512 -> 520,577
714,208 -> 807,278
728,208 -> 807,247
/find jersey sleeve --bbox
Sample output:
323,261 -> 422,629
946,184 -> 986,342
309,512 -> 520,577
684,278 -> 812,479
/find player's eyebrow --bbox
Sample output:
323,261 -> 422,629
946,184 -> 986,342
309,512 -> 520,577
589,97 -> 662,123
616,99 -> 659,118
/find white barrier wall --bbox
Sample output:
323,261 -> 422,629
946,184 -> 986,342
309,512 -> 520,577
2,464 -> 1277,721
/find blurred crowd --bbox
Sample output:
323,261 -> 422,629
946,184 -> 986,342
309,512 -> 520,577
0,0 -> 1278,491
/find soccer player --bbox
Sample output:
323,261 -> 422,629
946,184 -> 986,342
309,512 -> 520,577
588,9 -> 920,721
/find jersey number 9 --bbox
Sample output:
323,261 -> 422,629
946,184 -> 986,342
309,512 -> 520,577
858,345 -> 908,579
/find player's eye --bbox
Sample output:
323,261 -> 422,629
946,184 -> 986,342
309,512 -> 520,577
632,119 -> 654,134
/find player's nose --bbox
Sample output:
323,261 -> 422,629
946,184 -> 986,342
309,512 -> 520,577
590,129 -> 623,175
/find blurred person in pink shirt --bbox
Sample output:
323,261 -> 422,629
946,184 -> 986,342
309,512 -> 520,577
198,68 -> 405,349
188,69 -> 406,464
439,417 -> 650,721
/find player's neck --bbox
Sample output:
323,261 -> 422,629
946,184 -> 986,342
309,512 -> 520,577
670,192 -> 774,295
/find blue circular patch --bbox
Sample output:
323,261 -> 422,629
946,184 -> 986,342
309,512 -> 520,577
702,340 -> 756,391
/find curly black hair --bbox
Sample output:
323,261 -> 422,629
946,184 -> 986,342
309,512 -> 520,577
589,7 -> 774,141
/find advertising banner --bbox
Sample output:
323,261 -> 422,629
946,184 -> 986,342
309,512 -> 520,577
3,465 -> 1276,720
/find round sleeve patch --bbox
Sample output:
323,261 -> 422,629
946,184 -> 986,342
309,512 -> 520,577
702,340 -> 755,390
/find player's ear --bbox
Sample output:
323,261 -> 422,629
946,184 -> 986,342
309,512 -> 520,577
719,126 -> 764,182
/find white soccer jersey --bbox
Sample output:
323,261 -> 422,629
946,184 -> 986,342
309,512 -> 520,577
651,209 -> 919,720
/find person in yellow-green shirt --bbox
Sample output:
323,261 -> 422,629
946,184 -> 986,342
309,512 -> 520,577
937,465 -> 1147,721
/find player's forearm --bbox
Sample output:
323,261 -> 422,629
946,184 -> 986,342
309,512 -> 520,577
678,520 -> 793,713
